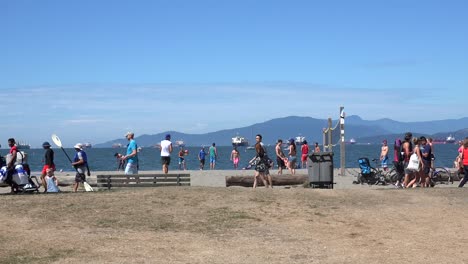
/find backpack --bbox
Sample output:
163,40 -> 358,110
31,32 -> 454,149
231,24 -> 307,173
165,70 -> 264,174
394,139 -> 404,163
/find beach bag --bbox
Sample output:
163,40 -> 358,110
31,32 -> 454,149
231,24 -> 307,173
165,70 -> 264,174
407,153 -> 420,170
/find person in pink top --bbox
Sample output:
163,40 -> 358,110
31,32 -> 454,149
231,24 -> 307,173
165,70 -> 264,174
458,138 -> 468,187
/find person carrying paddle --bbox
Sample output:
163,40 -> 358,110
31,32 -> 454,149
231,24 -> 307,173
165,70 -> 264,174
71,143 -> 89,192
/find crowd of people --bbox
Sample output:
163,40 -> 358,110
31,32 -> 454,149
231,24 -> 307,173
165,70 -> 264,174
381,132 -> 468,188
114,132 -> 322,189
0,138 -> 90,193
4,131 -> 466,192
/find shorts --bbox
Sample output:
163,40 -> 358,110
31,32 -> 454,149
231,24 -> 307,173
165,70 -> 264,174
41,164 -> 56,175
288,156 -> 297,163
125,163 -> 138,175
233,157 -> 239,165
75,173 -> 86,183
422,160 -> 431,174
210,156 -> 216,163
276,157 -> 286,168
199,159 -> 205,166
381,156 -> 388,168
178,157 -> 185,164
161,156 -> 171,165
301,154 -> 308,162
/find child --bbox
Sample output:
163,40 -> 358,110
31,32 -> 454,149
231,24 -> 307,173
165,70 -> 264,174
45,168 -> 60,193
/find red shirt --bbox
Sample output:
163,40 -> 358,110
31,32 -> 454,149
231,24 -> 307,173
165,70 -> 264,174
463,147 -> 468,166
10,146 -> 17,154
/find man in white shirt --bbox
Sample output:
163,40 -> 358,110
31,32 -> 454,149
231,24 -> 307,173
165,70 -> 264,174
160,134 -> 173,174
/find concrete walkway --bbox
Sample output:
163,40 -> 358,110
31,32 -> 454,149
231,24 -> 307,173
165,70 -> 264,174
28,167 -> 461,190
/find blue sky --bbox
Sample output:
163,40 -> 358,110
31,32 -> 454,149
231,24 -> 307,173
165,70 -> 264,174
1,0 -> 467,147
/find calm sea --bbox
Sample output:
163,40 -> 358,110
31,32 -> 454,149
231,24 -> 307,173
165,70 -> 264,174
11,144 -> 460,172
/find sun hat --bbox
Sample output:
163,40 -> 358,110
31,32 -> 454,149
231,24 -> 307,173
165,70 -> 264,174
74,143 -> 83,150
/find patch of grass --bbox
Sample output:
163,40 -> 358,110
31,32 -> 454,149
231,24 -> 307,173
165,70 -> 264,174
200,207 -> 261,232
0,249 -> 74,264
96,218 -> 119,228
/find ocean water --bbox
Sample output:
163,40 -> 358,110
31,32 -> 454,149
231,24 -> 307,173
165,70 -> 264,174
10,144 -> 460,172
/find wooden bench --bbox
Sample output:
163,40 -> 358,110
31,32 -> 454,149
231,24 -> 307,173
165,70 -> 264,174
96,173 -> 190,190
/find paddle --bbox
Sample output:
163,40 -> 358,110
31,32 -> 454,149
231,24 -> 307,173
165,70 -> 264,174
51,134 -> 94,192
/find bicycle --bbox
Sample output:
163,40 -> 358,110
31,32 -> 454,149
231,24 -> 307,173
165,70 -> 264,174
430,167 -> 454,185
370,158 -> 400,184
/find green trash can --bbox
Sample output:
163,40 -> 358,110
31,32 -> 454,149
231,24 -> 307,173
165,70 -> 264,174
307,152 -> 334,189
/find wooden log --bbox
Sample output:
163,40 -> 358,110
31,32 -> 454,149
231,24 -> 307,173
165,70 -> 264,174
226,174 -> 308,187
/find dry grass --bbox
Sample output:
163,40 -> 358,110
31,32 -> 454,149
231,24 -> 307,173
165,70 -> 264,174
0,187 -> 467,263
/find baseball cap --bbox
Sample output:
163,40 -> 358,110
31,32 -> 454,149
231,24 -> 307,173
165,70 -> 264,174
165,134 -> 171,140
124,131 -> 134,137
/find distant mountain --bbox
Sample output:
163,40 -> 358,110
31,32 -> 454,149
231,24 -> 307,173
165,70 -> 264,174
346,115 -> 468,135
94,116 -> 468,147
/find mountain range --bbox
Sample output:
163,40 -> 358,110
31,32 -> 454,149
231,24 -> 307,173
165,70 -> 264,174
94,115 -> 468,147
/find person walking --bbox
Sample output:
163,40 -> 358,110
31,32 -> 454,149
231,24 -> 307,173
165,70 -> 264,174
40,141 -> 55,192
406,137 -> 423,188
5,138 -> 19,192
230,147 -> 240,169
458,138 -> 468,187
301,140 -> 310,169
71,143 -> 89,192
288,138 -> 297,175
392,139 -> 405,188
160,134 -> 173,174
198,146 -> 206,170
402,132 -> 414,188
123,132 -> 139,182
250,134 -> 269,188
275,139 -> 286,175
209,143 -> 218,170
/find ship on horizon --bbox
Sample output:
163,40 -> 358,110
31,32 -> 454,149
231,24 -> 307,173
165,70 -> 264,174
445,134 -> 456,144
17,141 -> 31,150
175,140 -> 185,148
112,143 -> 123,148
232,135 -> 249,147
294,135 -> 306,145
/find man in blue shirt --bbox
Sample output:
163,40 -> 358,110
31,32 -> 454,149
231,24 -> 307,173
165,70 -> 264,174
198,146 -> 206,170
123,132 -> 139,183
420,136 -> 432,187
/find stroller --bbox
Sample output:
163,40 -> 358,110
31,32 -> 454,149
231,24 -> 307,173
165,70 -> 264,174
0,164 -> 40,193
354,157 -> 386,185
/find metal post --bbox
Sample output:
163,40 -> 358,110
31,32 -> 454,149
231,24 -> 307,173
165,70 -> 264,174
327,118 -> 332,153
340,106 -> 345,176
322,128 -> 326,152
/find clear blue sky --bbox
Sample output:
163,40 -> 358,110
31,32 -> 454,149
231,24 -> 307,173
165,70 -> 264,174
1,0 -> 467,147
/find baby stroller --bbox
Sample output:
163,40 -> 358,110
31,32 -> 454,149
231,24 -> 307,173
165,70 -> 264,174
0,165 -> 40,193
354,157 -> 386,185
